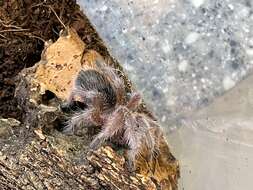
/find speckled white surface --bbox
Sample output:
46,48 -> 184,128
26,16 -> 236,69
168,75 -> 253,190
78,0 -> 253,126
77,1 -> 253,189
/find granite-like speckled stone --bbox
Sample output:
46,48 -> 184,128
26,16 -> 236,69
78,0 -> 253,125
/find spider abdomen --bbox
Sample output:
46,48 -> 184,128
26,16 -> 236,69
75,69 -> 117,109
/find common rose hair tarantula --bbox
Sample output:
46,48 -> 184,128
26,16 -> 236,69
64,59 -> 162,169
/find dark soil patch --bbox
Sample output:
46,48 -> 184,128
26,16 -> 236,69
0,0 -> 111,120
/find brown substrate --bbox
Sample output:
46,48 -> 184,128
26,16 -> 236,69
0,0 -> 110,120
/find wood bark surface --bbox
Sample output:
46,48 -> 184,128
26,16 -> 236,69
0,124 -> 155,190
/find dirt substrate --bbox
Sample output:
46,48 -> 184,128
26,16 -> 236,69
0,0 -> 111,120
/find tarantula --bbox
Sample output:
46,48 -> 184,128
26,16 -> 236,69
63,59 -> 162,169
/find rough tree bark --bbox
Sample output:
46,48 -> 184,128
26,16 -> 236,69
0,123 -> 156,190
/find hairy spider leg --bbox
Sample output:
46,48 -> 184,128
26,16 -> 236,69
89,106 -> 127,149
64,90 -> 106,134
124,113 -> 144,170
64,108 -> 104,134
126,92 -> 142,111
135,115 -> 158,158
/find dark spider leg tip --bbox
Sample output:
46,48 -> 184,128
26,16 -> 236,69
60,102 -> 72,112
62,124 -> 75,135
89,136 -> 105,150
126,159 -> 136,173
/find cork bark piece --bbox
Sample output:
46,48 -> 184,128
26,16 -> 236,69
34,28 -> 101,100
